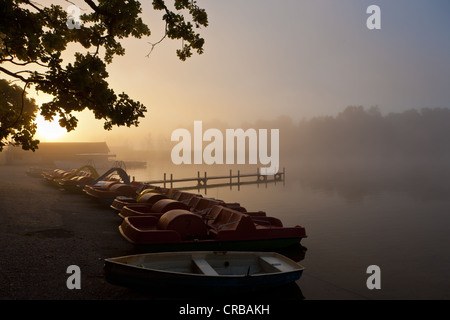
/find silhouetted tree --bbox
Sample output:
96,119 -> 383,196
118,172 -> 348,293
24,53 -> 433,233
0,0 -> 208,151
0,79 -> 38,150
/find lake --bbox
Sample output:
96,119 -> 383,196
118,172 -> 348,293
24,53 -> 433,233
126,159 -> 450,300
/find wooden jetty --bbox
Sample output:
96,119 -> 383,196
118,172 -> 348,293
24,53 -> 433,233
144,168 -> 286,194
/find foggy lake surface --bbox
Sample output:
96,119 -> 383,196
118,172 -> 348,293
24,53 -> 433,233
127,160 -> 450,300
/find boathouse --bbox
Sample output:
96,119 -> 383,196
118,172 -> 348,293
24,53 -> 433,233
3,142 -> 115,168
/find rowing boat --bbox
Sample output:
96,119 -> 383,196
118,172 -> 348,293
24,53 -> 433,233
104,251 -> 304,293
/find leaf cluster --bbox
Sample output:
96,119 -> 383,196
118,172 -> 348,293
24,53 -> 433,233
152,0 -> 208,60
0,79 -> 39,151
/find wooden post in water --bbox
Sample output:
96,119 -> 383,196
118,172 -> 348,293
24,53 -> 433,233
170,173 -> 173,189
197,171 -> 201,193
265,172 -> 268,188
238,170 -> 240,191
257,168 -> 260,188
204,171 -> 207,195
163,173 -> 166,188
229,169 -> 232,190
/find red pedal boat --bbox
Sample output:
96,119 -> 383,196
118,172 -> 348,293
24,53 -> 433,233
83,181 -> 144,204
119,205 -> 306,251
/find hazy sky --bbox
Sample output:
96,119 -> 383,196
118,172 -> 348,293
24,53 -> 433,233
29,0 -> 450,148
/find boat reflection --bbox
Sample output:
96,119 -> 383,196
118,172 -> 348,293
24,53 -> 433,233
276,244 -> 307,263
127,280 -> 305,301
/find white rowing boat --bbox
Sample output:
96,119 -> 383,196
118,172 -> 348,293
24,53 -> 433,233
104,251 -> 304,293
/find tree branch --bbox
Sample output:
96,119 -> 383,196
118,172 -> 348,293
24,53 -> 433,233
0,66 -> 29,82
153,0 -> 174,23
22,0 -> 44,13
145,21 -> 168,58
83,0 -> 108,16
64,0 -> 87,11
1,57 -> 49,68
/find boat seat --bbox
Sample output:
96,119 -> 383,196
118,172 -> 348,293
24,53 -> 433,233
173,191 -> 202,202
203,205 -> 224,222
171,190 -> 183,200
192,258 -> 219,276
208,207 -> 249,231
259,256 -> 292,273
207,207 -> 258,241
190,198 -> 225,215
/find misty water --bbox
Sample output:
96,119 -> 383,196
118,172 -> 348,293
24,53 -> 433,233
126,160 -> 450,300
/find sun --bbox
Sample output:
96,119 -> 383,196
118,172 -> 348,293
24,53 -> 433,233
35,115 -> 67,141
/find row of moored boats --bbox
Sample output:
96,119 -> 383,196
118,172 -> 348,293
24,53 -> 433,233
33,165 -> 308,293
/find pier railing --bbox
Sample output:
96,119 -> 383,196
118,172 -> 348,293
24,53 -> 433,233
144,168 -> 286,194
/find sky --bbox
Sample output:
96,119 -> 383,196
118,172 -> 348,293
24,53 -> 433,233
29,0 -> 450,150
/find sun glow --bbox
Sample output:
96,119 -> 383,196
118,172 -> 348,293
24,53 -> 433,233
35,115 -> 67,141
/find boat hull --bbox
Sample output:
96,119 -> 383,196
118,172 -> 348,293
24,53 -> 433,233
119,223 -> 303,252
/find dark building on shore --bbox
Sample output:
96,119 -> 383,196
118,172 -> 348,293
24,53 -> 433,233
3,142 -> 116,168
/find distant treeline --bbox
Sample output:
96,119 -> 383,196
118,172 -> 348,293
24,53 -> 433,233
112,106 -> 450,166
276,106 -> 450,162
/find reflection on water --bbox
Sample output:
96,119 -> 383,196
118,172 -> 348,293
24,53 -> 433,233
128,279 -> 305,301
127,160 -> 450,300
289,159 -> 450,203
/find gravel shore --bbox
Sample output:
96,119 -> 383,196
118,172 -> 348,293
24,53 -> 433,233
0,165 -> 152,300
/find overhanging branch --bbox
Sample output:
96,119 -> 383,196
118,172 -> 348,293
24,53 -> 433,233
0,66 -> 29,82
1,57 -> 49,68
83,0 -> 108,16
